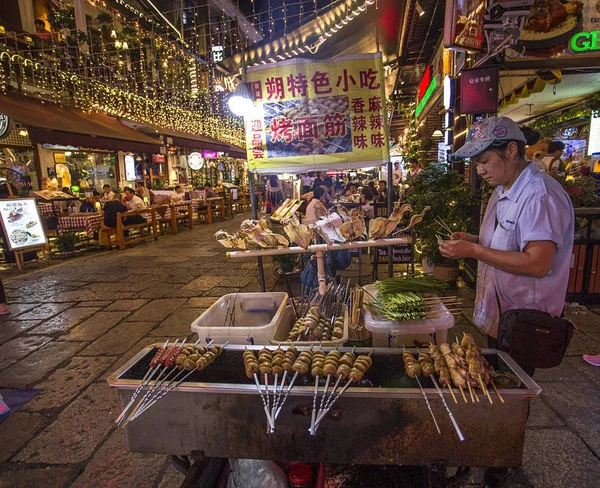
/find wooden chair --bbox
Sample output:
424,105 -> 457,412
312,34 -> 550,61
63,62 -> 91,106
171,201 -> 193,232
197,201 -> 213,225
154,204 -> 175,235
207,197 -> 225,221
114,208 -> 158,250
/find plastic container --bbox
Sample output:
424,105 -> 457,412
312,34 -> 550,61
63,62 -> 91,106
191,292 -> 289,345
362,284 -> 454,347
289,463 -> 312,488
270,306 -> 349,346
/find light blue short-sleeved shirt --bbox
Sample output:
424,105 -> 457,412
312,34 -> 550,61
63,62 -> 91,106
473,162 -> 574,338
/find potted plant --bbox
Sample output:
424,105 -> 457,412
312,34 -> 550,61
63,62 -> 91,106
403,164 -> 479,283
273,254 -> 297,273
56,232 -> 77,254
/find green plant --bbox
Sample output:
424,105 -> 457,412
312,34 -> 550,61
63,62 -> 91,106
403,164 -> 479,264
56,232 -> 77,253
552,174 -> 600,208
96,11 -> 113,24
48,8 -> 76,30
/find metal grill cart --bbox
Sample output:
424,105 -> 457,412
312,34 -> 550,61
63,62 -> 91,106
107,344 -> 540,483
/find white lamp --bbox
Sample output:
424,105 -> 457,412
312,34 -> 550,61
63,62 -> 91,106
228,81 -> 253,116
432,130 -> 444,138
416,2 -> 425,16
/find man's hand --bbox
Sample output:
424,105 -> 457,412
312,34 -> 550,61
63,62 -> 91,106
450,232 -> 479,243
438,239 -> 478,259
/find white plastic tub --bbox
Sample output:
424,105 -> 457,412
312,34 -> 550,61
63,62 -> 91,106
191,292 -> 289,345
362,284 -> 454,347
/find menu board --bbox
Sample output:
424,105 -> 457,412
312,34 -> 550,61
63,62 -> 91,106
0,198 -> 48,251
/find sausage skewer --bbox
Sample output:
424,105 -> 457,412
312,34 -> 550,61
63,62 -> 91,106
274,346 -> 314,420
115,339 -> 170,425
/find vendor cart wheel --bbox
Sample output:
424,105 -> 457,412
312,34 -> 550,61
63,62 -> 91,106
171,455 -> 192,474
179,457 -> 227,488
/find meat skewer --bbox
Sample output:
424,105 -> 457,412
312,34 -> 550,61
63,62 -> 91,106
440,342 -> 469,403
403,347 -> 441,435
115,339 -> 170,425
130,343 -> 227,422
429,343 -> 458,404
417,348 -> 465,441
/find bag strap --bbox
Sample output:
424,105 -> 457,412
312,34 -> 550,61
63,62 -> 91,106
493,212 -> 502,316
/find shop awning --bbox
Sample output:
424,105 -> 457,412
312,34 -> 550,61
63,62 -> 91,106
0,94 -> 161,153
130,122 -> 246,159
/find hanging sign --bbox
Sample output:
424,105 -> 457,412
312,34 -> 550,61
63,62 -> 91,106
245,52 -> 389,173
443,0 -> 486,53
0,198 -> 48,251
212,46 -> 224,63
0,113 -> 12,140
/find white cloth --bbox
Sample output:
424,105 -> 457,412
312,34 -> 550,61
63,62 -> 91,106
542,156 -> 561,171
392,169 -> 403,185
473,162 -> 574,338
102,191 -> 115,202
126,194 -> 146,212
361,203 -> 375,220
170,191 -> 184,203
301,175 -> 312,187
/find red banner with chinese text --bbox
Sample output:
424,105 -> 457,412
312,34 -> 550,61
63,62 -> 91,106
245,53 -> 389,173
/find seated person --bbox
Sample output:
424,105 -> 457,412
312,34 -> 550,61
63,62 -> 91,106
103,194 -> 128,228
304,186 -> 327,225
102,184 -> 114,202
123,187 -> 146,211
171,185 -> 185,203
79,196 -> 96,213
135,182 -> 150,201
204,182 -> 216,199
360,188 -> 375,220
343,183 -> 357,197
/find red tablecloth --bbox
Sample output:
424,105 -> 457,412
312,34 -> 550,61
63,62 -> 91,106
58,214 -> 103,238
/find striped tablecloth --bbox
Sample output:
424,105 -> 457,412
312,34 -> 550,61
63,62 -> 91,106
58,214 -> 103,238
38,203 -> 58,218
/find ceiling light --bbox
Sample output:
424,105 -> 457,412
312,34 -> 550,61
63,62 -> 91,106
416,2 -> 425,16
19,129 -> 28,137
228,81 -> 253,116
432,130 -> 444,138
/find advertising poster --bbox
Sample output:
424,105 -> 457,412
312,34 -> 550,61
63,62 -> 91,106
443,0 -> 487,53
245,52 -> 389,173
0,198 -> 48,251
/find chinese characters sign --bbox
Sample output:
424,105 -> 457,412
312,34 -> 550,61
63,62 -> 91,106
0,198 -> 47,251
459,67 -> 499,115
245,53 -> 389,172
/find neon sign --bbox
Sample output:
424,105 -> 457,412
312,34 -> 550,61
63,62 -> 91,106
571,31 -> 600,52
416,77 -> 438,117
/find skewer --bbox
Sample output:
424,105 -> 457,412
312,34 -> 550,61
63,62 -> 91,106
491,381 -> 505,404
274,371 -> 299,419
466,381 -> 476,403
254,373 -> 275,430
272,370 -> 287,420
430,375 -> 465,442
478,374 -> 494,404
309,375 -> 319,435
315,378 -> 354,427
264,373 -> 271,418
116,339 -> 169,424
414,375 -> 441,434
446,385 -> 458,404
322,346 -> 357,410
458,385 -> 468,403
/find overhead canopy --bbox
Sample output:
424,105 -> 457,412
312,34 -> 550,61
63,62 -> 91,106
0,93 -> 161,153
122,120 -> 246,159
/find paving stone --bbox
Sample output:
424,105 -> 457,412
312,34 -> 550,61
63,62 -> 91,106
30,307 -> 102,336
187,297 -> 219,308
71,427 -> 166,487
0,341 -> 86,387
565,356 -> 600,386
165,289 -> 203,298
0,320 -> 41,346
125,298 -> 187,322
75,300 -> 113,308
0,467 -> 76,488
182,275 -> 226,291
25,356 -> 117,411
81,322 -> 156,356
0,412 -> 47,462
0,335 -> 52,371
527,399 -> 564,428
165,274 -> 199,284
557,407 -> 600,457
0,302 -> 38,318
540,380 -> 600,411
59,311 -> 130,341
150,307 -> 206,337
86,281 -> 153,293
105,299 -> 150,312
522,429 -> 600,488
533,358 -> 586,382
565,330 -> 600,356
157,463 -> 186,488
14,383 -> 120,464
132,283 -> 185,299
565,309 -> 600,333
12,302 -> 75,321
209,286 -> 247,296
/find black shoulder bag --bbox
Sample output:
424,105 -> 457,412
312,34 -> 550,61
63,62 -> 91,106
493,213 -> 574,369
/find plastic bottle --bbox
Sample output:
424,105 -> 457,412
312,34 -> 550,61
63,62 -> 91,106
288,463 -> 312,488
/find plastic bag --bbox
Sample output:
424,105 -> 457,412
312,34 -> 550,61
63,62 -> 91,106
226,459 -> 288,488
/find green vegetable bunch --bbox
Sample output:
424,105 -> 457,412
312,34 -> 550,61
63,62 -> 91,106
375,274 -> 448,295
365,291 -> 427,322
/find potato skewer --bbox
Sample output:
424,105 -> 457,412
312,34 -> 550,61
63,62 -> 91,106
309,348 -> 326,435
403,347 -> 441,435
244,348 -> 275,430
274,347 -> 313,420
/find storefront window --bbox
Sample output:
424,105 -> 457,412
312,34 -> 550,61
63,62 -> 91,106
65,151 -> 117,191
0,148 -> 39,193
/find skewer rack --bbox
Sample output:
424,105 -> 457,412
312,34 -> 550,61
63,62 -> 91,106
108,345 -> 540,468
226,237 -> 411,295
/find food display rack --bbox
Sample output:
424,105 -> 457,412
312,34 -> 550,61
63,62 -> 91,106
226,237 -> 411,295
107,345 -> 540,468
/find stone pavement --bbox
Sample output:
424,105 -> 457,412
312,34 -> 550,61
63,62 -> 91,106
0,214 -> 598,487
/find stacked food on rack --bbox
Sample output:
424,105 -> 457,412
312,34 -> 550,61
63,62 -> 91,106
214,201 -> 429,250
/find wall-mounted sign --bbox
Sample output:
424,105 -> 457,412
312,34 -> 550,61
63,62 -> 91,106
588,114 -> 600,155
416,75 -> 439,117
125,154 -> 136,181
201,150 -> 218,159
417,66 -> 432,103
0,198 -> 48,251
187,152 -> 204,170
0,113 -> 12,140
53,153 -> 66,164
212,45 -> 224,63
152,154 -> 165,163
571,30 -> 600,52
459,66 -> 499,115
443,0 -> 486,53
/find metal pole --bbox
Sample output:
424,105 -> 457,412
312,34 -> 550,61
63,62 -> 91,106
248,171 -> 266,292
387,160 -> 393,278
